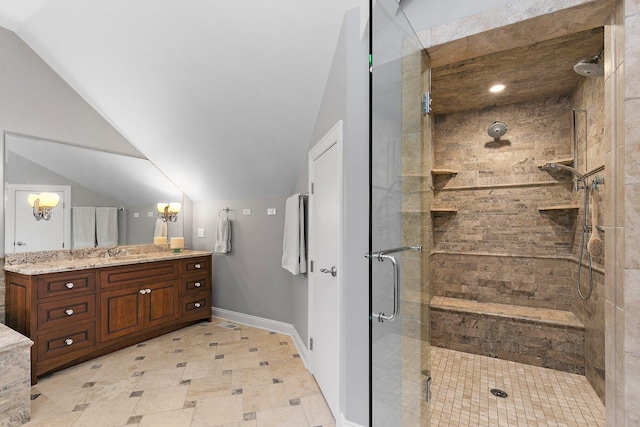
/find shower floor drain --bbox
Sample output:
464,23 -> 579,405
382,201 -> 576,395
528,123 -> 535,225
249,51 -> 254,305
490,388 -> 508,398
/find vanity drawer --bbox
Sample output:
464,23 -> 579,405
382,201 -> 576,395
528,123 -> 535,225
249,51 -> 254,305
37,321 -> 96,361
181,277 -> 210,296
100,261 -> 179,288
181,257 -> 210,274
181,294 -> 211,319
37,295 -> 96,331
37,271 -> 96,299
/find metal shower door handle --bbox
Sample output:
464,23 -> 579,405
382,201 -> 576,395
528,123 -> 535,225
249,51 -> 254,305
320,266 -> 337,277
367,245 -> 421,323
371,254 -> 400,322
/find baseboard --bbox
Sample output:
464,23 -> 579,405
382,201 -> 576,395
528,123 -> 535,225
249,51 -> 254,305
340,412 -> 366,427
211,307 -> 309,368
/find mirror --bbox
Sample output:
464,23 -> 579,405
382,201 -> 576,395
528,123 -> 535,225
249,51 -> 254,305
5,133 -> 184,253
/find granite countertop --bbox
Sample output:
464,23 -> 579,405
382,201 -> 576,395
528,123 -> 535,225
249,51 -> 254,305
0,323 -> 33,351
4,250 -> 212,275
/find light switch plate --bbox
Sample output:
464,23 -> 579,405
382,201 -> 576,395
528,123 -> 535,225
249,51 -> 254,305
197,228 -> 205,238
133,212 -> 139,218
243,209 -> 251,215
147,212 -> 154,217
267,208 -> 276,216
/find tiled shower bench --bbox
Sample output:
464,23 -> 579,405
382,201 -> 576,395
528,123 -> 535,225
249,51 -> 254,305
430,296 -> 585,374
0,323 -> 33,426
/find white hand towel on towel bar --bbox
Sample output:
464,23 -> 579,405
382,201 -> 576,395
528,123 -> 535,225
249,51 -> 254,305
72,207 -> 96,249
96,207 -> 118,247
282,193 -> 307,275
215,217 -> 231,253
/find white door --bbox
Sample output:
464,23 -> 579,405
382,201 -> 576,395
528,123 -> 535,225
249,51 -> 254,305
308,121 -> 343,419
6,185 -> 70,253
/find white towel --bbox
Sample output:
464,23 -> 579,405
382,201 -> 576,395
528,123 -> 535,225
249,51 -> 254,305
72,207 -> 96,249
282,194 -> 307,275
215,217 -> 231,253
153,218 -> 167,237
96,207 -> 118,247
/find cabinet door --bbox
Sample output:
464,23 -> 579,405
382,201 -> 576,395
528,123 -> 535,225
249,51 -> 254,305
100,286 -> 144,341
144,281 -> 179,328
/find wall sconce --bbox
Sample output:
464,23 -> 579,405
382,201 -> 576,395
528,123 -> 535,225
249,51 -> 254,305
28,192 -> 60,221
157,202 -> 181,222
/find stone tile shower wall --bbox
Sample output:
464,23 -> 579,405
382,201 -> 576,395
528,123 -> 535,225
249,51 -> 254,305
570,72 -> 606,401
428,95 -> 596,375
431,96 -> 576,304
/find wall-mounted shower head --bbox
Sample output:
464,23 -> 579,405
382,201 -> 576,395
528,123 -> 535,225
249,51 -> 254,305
487,121 -> 508,139
539,162 -> 585,179
573,50 -> 604,77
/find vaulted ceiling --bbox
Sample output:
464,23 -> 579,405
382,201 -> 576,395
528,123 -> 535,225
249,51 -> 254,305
0,0 -> 360,202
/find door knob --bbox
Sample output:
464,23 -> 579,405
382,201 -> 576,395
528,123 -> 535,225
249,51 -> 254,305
16,241 -> 26,246
320,266 -> 337,277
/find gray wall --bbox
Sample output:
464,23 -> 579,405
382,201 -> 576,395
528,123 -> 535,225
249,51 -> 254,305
292,8 -> 370,425
0,27 -> 143,257
191,197 -> 293,324
7,151 -> 122,208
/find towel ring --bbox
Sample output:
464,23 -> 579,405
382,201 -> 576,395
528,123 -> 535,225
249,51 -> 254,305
218,207 -> 230,218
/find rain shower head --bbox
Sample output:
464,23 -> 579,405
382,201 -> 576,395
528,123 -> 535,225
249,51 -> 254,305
574,60 -> 604,77
573,51 -> 604,77
539,162 -> 585,179
487,121 -> 508,139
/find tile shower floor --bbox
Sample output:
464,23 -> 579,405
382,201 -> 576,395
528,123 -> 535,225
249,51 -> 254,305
431,346 -> 606,427
24,318 -> 334,427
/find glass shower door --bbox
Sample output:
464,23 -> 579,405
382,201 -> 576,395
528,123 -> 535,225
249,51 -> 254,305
370,1 -> 429,426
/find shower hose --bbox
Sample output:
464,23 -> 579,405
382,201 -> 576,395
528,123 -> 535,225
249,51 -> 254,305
576,181 -> 593,300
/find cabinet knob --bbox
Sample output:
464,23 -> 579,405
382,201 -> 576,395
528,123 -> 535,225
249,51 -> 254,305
139,289 -> 146,294
194,282 -> 201,288
194,302 -> 201,308
146,289 -> 152,294
65,309 -> 74,316
65,282 -> 74,289
194,263 -> 201,269
65,338 -> 73,346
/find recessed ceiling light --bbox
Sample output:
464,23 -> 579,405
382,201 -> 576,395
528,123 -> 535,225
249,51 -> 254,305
490,84 -> 506,93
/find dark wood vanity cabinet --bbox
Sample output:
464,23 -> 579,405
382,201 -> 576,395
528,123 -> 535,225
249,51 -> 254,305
5,255 -> 212,383
100,279 -> 180,341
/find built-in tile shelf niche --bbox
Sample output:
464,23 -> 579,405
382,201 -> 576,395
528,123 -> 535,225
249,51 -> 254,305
400,170 -> 459,178
430,206 -> 458,213
538,204 -> 580,211
431,169 -> 458,176
536,157 -> 574,168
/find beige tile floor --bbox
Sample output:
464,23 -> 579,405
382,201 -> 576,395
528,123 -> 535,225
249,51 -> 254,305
23,318 -> 606,427
431,346 -> 606,427
24,318 -> 335,427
